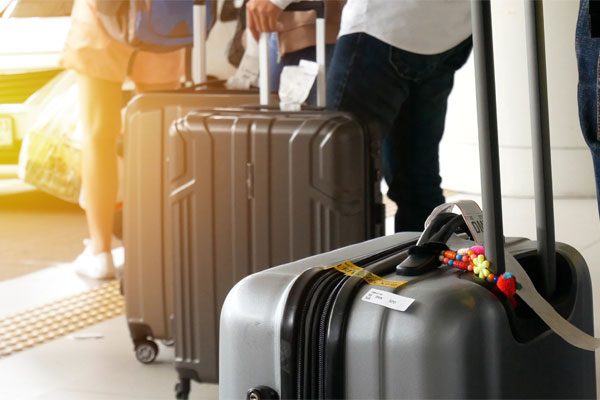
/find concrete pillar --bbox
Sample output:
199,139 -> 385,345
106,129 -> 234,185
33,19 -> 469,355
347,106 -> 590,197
440,0 -> 596,198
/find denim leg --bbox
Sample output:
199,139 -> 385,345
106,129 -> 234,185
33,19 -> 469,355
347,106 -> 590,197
327,33 -> 410,142
386,38 -> 472,232
576,0 -> 600,216
387,73 -> 456,232
269,33 -> 284,93
327,33 -> 473,232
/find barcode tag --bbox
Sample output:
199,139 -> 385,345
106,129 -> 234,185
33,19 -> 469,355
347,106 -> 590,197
424,200 -> 485,244
362,288 -> 415,312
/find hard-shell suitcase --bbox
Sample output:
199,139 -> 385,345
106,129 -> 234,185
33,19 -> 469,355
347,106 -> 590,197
170,3 -> 384,398
123,92 -> 258,361
122,1 -> 260,363
220,233 -> 595,399
218,1 -> 597,399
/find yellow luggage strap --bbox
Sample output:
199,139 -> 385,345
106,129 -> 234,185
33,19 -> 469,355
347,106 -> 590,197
325,260 -> 408,289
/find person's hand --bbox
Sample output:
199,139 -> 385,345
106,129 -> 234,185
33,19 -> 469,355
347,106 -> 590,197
246,0 -> 284,41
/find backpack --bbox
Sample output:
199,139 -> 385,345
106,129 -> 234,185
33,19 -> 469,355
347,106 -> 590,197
96,0 -> 215,52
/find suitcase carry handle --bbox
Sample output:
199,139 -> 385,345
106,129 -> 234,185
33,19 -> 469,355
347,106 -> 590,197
472,0 -> 556,297
258,0 -> 327,107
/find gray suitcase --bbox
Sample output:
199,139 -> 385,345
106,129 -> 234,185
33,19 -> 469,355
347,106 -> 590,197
123,91 -> 259,362
122,1 -> 261,364
219,234 -> 595,399
218,1 -> 597,399
170,100 -> 383,398
170,3 -> 384,398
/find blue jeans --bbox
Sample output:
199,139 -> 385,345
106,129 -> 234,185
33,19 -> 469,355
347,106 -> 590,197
576,0 -> 600,216
327,33 -> 472,232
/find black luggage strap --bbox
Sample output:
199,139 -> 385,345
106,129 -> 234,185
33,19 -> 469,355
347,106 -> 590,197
407,242 -> 449,257
397,213 -> 467,276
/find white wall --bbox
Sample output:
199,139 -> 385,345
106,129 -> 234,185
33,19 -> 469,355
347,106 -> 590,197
441,0 -> 595,198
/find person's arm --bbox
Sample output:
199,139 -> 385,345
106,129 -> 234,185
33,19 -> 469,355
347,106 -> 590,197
246,0 -> 298,40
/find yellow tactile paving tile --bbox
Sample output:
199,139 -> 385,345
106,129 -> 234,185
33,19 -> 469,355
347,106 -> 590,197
0,280 -> 124,358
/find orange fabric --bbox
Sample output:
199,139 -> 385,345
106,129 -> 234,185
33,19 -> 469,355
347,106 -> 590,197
61,0 -> 185,85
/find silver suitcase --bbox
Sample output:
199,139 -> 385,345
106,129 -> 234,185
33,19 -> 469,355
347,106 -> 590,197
218,2 -> 597,399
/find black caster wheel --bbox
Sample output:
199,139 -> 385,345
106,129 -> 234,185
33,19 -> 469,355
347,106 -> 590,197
134,340 -> 158,364
161,339 -> 175,347
175,378 -> 191,400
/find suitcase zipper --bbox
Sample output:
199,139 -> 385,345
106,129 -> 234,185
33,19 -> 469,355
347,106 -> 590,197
317,277 -> 347,399
280,239 -> 418,399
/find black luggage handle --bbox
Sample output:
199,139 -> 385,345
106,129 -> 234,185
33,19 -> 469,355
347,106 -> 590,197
472,0 -> 556,297
284,1 -> 325,18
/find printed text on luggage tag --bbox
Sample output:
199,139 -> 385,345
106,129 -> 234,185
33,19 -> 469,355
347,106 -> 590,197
362,288 -> 415,312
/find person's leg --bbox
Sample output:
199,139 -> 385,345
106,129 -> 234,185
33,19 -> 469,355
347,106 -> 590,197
387,77 -> 452,232
269,33 -> 284,93
327,33 -> 409,140
78,74 -> 122,255
576,0 -> 600,216
385,37 -> 472,232
73,73 -> 121,279
326,33 -> 413,237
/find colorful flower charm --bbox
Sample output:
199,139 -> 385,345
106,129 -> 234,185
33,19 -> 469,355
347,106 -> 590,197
472,255 -> 491,280
439,246 -> 520,308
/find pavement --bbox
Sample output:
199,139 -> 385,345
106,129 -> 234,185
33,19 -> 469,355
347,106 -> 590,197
0,165 -> 87,281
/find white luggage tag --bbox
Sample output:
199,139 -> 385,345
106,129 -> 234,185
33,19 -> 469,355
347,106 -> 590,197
226,30 -> 260,90
279,60 -> 319,111
362,289 -> 415,312
425,200 -> 485,244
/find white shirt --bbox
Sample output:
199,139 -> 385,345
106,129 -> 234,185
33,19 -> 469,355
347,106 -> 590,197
271,0 -> 472,55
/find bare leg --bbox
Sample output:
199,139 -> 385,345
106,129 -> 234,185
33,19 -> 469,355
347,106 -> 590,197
77,74 -> 122,255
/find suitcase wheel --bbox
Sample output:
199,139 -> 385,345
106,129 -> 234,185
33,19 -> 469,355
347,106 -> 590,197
134,339 -> 158,364
246,386 -> 279,400
175,378 -> 191,400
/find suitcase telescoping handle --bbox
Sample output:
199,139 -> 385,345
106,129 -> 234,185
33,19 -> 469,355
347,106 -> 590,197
258,0 -> 326,107
192,0 -> 208,84
471,0 -> 556,298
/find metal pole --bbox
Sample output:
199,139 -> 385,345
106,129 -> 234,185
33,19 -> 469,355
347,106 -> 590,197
315,17 -> 326,107
471,0 -> 505,273
258,32 -> 271,106
524,0 -> 556,298
192,0 -> 207,84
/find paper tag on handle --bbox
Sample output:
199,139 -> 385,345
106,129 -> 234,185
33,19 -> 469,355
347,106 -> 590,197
278,60 -> 319,110
226,52 -> 259,90
425,200 -> 485,244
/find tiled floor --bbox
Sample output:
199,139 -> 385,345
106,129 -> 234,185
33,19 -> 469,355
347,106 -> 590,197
0,195 -> 598,399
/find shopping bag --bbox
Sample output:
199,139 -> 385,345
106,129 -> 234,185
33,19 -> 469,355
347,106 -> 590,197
18,71 -> 82,204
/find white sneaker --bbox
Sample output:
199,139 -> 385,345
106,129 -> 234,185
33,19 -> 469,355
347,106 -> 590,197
73,244 -> 116,280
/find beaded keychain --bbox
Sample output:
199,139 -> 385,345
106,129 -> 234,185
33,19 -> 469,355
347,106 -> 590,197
439,245 -> 520,306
